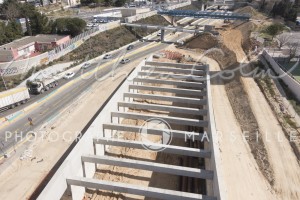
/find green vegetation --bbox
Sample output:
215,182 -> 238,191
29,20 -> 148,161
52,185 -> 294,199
271,0 -> 298,22
262,23 -> 286,40
80,0 -> 128,7
0,0 -> 87,46
51,18 -> 86,37
0,21 -> 23,45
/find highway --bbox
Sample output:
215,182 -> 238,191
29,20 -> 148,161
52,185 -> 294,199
0,32 -> 188,156
0,16 -> 217,159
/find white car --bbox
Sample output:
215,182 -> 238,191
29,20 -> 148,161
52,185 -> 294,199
103,54 -> 112,59
120,58 -> 130,64
157,31 -> 161,36
64,72 -> 75,79
81,63 -> 90,69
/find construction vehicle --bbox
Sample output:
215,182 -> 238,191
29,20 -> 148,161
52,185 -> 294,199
0,87 -> 30,110
28,77 -> 58,94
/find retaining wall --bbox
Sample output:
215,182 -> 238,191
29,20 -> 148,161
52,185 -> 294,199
262,50 -> 300,101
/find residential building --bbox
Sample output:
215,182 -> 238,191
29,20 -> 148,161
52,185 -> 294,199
0,34 -> 70,62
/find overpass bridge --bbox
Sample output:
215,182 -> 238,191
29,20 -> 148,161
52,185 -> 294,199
34,58 -> 224,200
122,23 -> 206,42
158,9 -> 251,21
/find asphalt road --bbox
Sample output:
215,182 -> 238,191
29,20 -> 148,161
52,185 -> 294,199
0,38 -> 151,118
0,33 -> 186,154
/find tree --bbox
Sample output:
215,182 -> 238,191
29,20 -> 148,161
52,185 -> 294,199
30,12 -> 52,35
270,0 -> 297,22
0,0 -> 21,20
276,34 -> 291,49
52,18 -> 86,37
287,42 -> 300,61
114,0 -> 126,7
0,21 -> 23,45
264,23 -> 285,40
20,3 -> 36,36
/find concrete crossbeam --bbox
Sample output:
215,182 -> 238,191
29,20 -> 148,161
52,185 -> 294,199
118,101 -> 207,115
145,61 -> 208,70
128,85 -> 207,97
133,78 -> 206,89
138,72 -> 205,82
103,123 -> 204,140
82,155 -> 214,179
111,112 -> 208,127
124,93 -> 207,105
141,66 -> 206,76
67,177 -> 217,200
93,138 -> 211,158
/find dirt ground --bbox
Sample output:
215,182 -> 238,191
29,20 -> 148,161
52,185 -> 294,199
0,59 -> 141,200
173,9 -> 300,198
221,23 -> 300,199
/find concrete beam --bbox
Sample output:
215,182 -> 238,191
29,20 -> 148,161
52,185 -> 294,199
103,123 -> 204,140
141,66 -> 206,76
138,72 -> 205,82
93,138 -> 211,158
133,78 -> 206,89
118,101 -> 207,116
122,23 -> 204,34
111,112 -> 208,127
82,155 -> 214,179
128,85 -> 207,97
145,61 -> 208,70
67,177 -> 217,200
123,93 -> 207,105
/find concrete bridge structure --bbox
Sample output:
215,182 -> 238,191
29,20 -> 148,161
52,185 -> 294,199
34,57 -> 224,200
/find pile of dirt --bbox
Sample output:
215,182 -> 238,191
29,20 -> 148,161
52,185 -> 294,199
182,33 -> 237,68
206,44 -> 237,69
235,6 -> 266,20
185,33 -> 219,50
234,22 -> 257,53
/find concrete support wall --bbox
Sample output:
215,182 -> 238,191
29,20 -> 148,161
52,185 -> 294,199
205,68 -> 225,200
262,50 -> 300,101
37,57 -> 151,200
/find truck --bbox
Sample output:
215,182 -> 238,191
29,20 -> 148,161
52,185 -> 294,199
0,87 -> 30,110
28,77 -> 59,94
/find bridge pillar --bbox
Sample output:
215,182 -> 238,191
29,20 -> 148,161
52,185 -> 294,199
161,29 -> 165,42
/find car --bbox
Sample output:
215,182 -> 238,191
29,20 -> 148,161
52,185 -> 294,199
87,23 -> 93,27
157,31 -> 161,36
127,45 -> 134,50
120,58 -> 130,64
103,54 -> 112,59
64,72 -> 75,79
81,63 -> 90,69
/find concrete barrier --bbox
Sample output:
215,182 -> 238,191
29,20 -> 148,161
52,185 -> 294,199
262,50 -> 300,101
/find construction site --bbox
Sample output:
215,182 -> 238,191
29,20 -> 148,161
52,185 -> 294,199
0,1 -> 299,200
